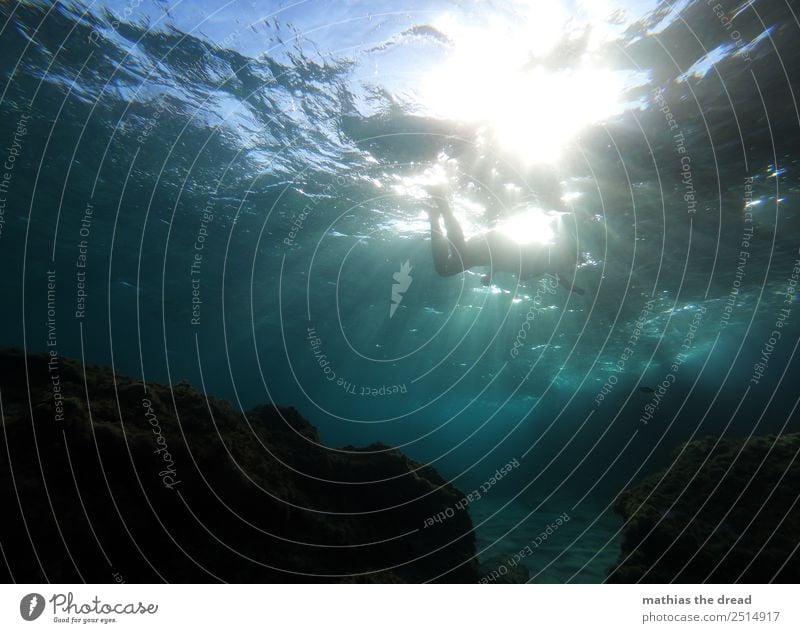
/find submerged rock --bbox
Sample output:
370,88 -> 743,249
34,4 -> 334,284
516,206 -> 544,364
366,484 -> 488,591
0,348 -> 477,582
608,433 -> 800,583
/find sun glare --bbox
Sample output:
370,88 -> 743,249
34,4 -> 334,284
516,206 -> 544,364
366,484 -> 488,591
420,10 -> 630,164
497,209 -> 557,245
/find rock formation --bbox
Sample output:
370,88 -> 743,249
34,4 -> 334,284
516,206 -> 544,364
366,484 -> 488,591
0,348 -> 477,582
609,433 -> 799,582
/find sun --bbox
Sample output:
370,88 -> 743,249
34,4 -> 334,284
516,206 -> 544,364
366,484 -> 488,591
497,208 -> 558,245
418,10 -> 630,165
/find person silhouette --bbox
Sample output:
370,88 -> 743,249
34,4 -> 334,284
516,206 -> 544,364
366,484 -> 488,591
425,185 -> 585,294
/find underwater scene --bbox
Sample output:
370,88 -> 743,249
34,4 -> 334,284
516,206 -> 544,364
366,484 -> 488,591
0,0 -> 798,585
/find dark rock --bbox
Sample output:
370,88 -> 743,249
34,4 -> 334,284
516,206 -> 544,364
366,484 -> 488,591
0,348 -> 478,583
608,433 -> 800,583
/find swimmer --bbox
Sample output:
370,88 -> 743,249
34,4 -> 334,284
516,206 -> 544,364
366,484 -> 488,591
426,184 -> 585,295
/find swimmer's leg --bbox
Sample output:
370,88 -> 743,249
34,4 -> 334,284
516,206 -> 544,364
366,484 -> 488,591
428,195 -> 466,276
428,208 -> 453,277
440,205 -> 466,254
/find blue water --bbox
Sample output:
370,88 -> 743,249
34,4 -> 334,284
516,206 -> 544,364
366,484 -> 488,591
1,0 -> 799,581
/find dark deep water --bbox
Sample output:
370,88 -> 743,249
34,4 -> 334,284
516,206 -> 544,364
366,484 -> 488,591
1,0 -> 799,581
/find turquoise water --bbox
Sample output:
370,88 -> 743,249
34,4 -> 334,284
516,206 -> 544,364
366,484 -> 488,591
1,0 -> 799,581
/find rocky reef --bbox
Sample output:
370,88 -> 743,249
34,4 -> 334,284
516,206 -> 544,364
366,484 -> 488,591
0,348 -> 477,582
609,433 -> 799,583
